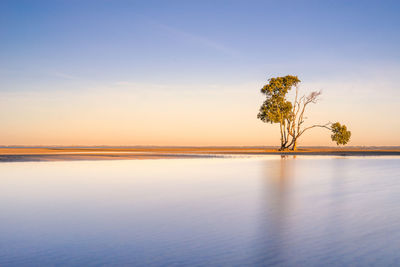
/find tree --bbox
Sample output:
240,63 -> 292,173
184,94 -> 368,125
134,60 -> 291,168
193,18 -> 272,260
257,75 -> 351,150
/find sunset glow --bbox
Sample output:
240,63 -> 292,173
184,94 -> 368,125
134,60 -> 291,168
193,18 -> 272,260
1,1 -> 399,146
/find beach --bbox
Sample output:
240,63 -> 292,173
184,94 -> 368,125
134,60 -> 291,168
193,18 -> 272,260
1,147 -> 399,162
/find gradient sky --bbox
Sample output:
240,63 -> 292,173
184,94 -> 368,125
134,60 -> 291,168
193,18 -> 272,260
1,0 -> 399,146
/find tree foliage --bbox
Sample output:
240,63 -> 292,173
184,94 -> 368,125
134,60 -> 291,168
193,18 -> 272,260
331,122 -> 351,145
257,75 -> 351,150
257,75 -> 298,124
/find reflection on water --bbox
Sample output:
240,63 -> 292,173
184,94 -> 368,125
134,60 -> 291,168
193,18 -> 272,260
0,156 -> 400,266
253,155 -> 294,265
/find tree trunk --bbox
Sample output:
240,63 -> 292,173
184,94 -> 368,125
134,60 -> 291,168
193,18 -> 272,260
279,145 -> 288,151
290,139 -> 297,151
279,141 -> 291,151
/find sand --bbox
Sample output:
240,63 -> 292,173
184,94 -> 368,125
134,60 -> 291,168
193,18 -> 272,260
0,147 -> 399,162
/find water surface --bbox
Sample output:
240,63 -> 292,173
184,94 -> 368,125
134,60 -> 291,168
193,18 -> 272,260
0,156 -> 399,266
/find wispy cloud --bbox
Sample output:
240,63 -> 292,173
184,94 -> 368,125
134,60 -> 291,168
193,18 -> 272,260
0,69 -> 79,81
151,22 -> 239,57
51,71 -> 79,80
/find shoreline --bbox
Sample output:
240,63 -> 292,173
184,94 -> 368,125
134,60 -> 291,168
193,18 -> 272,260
0,147 -> 399,162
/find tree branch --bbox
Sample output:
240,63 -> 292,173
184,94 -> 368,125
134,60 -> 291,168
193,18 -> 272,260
298,122 -> 332,137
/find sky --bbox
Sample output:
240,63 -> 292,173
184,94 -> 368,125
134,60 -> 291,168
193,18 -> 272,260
0,0 -> 399,146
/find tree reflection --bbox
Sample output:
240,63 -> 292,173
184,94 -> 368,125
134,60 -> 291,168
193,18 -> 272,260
252,155 -> 296,265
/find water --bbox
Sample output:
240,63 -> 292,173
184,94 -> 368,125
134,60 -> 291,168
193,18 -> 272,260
0,156 -> 399,266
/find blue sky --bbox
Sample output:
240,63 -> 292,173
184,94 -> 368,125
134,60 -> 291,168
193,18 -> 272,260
0,0 -> 399,145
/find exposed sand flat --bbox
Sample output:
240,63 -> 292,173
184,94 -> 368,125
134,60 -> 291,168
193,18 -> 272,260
0,147 -> 399,162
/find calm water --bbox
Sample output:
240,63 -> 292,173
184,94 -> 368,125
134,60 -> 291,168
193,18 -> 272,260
0,156 -> 399,266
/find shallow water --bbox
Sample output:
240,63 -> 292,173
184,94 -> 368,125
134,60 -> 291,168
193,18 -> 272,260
0,156 -> 399,266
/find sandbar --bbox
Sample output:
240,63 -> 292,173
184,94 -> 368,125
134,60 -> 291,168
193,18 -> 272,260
0,147 -> 399,162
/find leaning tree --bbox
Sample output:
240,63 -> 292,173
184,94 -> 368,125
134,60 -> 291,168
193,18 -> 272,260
257,75 -> 351,151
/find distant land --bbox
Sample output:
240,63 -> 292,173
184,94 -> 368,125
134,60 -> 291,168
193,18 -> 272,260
0,146 -> 399,162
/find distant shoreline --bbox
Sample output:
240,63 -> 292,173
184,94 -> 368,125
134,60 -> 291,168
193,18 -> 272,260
0,147 -> 399,162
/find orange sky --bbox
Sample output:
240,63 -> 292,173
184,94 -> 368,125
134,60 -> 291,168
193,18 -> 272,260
1,79 -> 399,146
